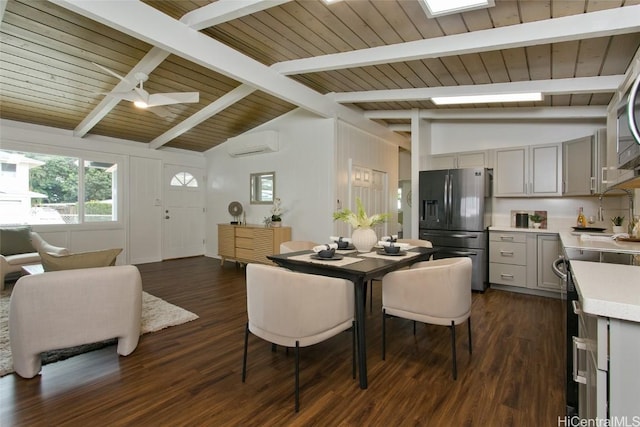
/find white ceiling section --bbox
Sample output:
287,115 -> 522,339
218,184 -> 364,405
1,1 -> 639,152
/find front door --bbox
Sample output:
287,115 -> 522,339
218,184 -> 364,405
163,164 -> 205,259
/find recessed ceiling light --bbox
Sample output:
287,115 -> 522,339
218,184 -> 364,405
431,92 -> 543,105
420,0 -> 495,18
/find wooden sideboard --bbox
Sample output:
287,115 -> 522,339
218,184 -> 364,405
218,224 -> 292,265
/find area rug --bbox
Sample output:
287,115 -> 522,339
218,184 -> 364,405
0,291 -> 199,377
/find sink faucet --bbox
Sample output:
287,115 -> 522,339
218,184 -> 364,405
597,188 -> 634,230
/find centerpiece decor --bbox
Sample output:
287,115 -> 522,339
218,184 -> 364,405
333,197 -> 389,252
271,197 -> 284,227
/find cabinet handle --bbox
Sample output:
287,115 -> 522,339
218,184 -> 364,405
590,176 -> 596,193
500,273 -> 514,279
500,236 -> 514,241
500,250 -> 514,256
572,336 -> 587,384
572,300 -> 582,315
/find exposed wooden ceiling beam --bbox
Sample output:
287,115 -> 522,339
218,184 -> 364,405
333,76 -> 625,103
149,85 -> 256,150
273,6 -> 640,75
51,0 -> 408,147
181,0 -> 291,30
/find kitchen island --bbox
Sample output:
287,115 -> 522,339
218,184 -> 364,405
568,261 -> 640,420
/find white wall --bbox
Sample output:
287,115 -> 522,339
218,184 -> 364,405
204,109 -> 336,257
0,119 -> 205,264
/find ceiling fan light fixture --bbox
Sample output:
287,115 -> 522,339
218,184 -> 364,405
420,0 -> 494,18
134,100 -> 148,109
431,92 -> 543,105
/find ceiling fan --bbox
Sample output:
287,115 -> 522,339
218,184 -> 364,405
93,63 -> 199,118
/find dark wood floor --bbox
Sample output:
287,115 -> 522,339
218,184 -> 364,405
0,256 -> 565,426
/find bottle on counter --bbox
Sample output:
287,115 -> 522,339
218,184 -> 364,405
576,207 -> 587,228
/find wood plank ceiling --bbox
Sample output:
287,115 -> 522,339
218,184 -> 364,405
1,0 -> 639,152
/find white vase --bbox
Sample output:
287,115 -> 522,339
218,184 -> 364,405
351,227 -> 377,253
612,225 -> 624,234
271,221 -> 282,228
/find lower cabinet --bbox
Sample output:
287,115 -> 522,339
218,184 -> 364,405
489,231 -> 562,294
576,309 -> 640,419
217,224 -> 291,265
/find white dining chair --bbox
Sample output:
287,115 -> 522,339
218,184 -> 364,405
279,240 -> 318,254
242,263 -> 355,412
381,257 -> 472,380
368,238 -> 433,312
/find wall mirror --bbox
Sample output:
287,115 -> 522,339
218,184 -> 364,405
250,171 -> 275,204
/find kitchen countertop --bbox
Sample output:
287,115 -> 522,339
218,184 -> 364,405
570,260 -> 640,322
489,226 -> 561,234
559,232 -> 640,255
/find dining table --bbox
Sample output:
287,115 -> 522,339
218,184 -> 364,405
267,245 -> 438,389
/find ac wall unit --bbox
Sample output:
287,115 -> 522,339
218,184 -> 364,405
226,130 -> 279,157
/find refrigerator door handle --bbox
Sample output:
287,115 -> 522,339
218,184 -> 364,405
447,173 -> 453,225
448,234 -> 478,239
443,173 -> 449,225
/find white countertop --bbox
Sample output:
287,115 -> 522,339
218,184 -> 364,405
489,226 -> 561,234
559,232 -> 640,255
570,260 -> 640,322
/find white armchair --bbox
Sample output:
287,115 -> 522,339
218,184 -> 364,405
381,257 -> 472,380
1,231 -> 68,289
242,263 -> 355,412
9,265 -> 143,378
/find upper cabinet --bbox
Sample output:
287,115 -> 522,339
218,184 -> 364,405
428,150 -> 490,170
494,144 -> 562,197
562,130 -> 607,196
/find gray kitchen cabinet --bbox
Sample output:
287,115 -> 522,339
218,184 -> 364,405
428,150 -> 489,170
576,308 -> 640,419
535,234 -> 562,291
494,144 -> 562,197
562,130 -> 607,196
490,230 -> 562,296
489,232 -> 528,288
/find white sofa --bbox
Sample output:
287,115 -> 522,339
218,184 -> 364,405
9,265 -> 143,378
1,231 -> 69,289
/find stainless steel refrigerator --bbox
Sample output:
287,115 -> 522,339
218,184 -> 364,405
419,168 -> 492,291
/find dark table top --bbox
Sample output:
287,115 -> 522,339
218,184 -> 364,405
267,247 -> 438,283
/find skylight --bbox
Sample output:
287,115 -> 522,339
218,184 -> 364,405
420,0 -> 495,18
431,92 -> 543,105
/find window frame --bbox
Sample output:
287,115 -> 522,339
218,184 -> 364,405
0,142 -> 124,230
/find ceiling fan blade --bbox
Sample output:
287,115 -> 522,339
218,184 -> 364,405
92,62 -> 133,85
148,106 -> 175,119
147,92 -> 199,107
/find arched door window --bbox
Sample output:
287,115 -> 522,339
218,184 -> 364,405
170,172 -> 198,188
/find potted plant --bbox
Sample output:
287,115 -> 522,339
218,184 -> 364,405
529,213 -> 545,229
270,197 -> 284,227
611,216 -> 625,233
333,197 -> 389,252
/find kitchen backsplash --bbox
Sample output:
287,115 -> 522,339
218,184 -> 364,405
492,196 -> 632,232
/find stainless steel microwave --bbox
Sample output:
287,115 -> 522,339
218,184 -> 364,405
617,74 -> 640,170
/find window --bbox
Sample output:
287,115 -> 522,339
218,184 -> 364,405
250,171 -> 275,204
170,172 -> 198,187
0,150 -> 121,225
1,162 -> 17,177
